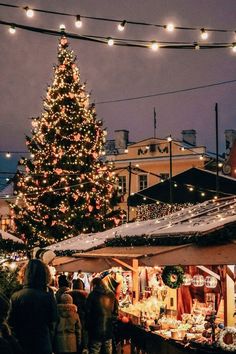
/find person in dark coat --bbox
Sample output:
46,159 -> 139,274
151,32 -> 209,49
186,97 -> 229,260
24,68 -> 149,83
0,292 -> 24,354
85,277 -> 118,354
67,278 -> 88,353
55,275 -> 70,303
54,293 -> 81,354
8,259 -> 57,354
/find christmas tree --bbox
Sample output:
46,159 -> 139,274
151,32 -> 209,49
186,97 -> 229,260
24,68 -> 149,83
13,36 -> 121,247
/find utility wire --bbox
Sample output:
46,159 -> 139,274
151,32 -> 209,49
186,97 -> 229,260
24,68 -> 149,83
96,79 -> 236,104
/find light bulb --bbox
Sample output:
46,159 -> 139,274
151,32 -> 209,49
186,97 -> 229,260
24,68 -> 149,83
25,7 -> 34,18
232,44 -> 236,52
6,152 -> 11,158
194,43 -> 200,50
60,24 -> 66,31
107,37 -> 114,46
75,15 -> 82,28
166,23 -> 174,32
151,41 -> 159,51
9,26 -> 16,34
167,136 -> 172,142
118,20 -> 126,31
200,28 -> 208,40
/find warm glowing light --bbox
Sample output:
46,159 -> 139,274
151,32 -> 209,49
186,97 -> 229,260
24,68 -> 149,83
124,149 -> 129,153
75,15 -> 82,28
194,43 -> 200,50
218,162 -> 223,167
232,44 -> 236,52
167,136 -> 172,142
200,28 -> 208,40
199,155 -> 204,160
118,20 -> 126,31
189,187 -> 194,191
166,23 -> 174,32
151,41 -> 159,51
9,26 -> 16,34
201,192 -> 205,197
25,7 -> 34,18
60,24 -> 66,31
107,38 -> 114,46
5,152 -> 11,158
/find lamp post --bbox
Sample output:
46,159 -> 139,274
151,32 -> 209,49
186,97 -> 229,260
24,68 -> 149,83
167,135 -> 173,204
215,103 -> 219,197
127,162 -> 132,222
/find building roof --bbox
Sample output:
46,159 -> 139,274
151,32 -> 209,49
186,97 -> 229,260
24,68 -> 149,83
128,167 -> 236,205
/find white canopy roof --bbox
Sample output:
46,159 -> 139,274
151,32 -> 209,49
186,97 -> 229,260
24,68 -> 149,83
0,230 -> 24,243
48,196 -> 236,252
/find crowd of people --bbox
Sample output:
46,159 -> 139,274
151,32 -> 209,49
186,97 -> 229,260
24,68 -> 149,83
0,259 -> 120,354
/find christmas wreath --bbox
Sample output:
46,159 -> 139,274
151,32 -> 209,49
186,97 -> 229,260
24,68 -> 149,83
218,327 -> 236,352
162,266 -> 184,289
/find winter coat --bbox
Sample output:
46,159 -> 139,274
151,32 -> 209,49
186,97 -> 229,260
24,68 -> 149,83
54,303 -> 81,353
8,286 -> 57,354
0,324 -> 25,354
66,290 -> 88,324
85,286 -> 118,341
55,287 -> 70,303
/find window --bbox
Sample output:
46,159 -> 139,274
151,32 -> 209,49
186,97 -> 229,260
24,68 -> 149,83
159,173 -> 169,181
139,174 -> 148,191
118,176 -> 127,194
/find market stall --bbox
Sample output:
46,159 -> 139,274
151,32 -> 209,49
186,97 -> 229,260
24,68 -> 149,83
49,196 -> 236,353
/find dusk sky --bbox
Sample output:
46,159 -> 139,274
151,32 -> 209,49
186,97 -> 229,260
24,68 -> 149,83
0,0 -> 236,177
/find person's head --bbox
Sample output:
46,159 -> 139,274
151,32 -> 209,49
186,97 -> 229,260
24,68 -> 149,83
58,274 -> 69,288
23,259 -> 51,291
90,277 -> 104,291
0,292 -> 10,324
60,293 -> 73,305
72,278 -> 84,290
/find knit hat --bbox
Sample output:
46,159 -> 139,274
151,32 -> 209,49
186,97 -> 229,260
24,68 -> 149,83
60,293 -> 73,304
0,292 -> 10,322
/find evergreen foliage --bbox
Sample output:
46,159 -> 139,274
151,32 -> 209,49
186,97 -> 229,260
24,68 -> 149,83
13,36 -> 121,247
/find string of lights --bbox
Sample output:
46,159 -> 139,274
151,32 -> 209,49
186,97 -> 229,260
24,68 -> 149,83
1,19 -> 236,51
1,2 -> 236,35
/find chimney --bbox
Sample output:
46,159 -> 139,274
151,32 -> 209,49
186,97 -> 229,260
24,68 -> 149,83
182,129 -> 196,146
114,130 -> 129,152
224,129 -> 236,156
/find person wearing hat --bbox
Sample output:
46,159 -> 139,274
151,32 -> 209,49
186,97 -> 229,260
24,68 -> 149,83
54,293 -> 81,354
0,292 -> 24,354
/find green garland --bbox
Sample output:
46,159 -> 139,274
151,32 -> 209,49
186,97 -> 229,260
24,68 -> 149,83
162,266 -> 184,289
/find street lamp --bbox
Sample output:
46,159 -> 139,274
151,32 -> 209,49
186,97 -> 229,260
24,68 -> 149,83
167,135 -> 173,203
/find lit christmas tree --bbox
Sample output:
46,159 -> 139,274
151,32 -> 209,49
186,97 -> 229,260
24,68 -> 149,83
13,36 -> 121,247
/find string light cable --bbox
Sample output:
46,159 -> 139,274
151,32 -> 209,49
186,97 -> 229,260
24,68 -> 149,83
1,19 -> 236,51
0,2 -> 236,35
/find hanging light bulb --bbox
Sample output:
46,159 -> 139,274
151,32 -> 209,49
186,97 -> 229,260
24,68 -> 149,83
24,6 -> 34,18
166,23 -> 175,32
194,43 -> 200,50
200,28 -> 208,40
107,37 -> 114,46
9,25 -> 16,34
151,41 -> 159,51
205,276 -> 217,289
183,273 -> 192,286
232,43 -> 236,52
59,24 -> 66,32
75,15 -> 82,28
118,20 -> 126,31
5,152 -> 11,158
192,274 -> 205,287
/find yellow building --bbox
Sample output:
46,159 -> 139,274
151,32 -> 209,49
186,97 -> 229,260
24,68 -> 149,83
106,130 -> 207,220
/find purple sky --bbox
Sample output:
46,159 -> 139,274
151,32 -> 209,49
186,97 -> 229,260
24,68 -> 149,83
0,0 -> 236,168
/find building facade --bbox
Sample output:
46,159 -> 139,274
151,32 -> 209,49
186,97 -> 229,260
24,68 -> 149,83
106,130 -> 207,220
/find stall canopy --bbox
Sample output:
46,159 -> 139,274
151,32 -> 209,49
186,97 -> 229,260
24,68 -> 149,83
51,196 -> 236,271
0,230 -> 24,243
128,168 -> 236,205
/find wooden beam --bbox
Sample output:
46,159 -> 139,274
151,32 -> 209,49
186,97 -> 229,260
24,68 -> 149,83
132,259 -> 139,304
197,265 -> 220,280
226,266 -> 235,282
111,257 -> 137,272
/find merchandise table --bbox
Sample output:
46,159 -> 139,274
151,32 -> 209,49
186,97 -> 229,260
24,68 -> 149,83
116,322 -> 236,354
